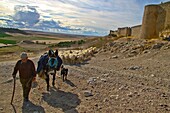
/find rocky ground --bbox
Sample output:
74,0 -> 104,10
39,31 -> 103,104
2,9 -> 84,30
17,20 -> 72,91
1,37 -> 170,113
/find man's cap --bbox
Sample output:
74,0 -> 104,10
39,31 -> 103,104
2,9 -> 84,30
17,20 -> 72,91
20,52 -> 28,59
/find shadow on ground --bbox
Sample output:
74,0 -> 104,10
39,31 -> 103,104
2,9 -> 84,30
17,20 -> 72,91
72,61 -> 89,67
22,101 -> 45,113
65,60 -> 90,67
65,79 -> 77,87
42,87 -> 80,113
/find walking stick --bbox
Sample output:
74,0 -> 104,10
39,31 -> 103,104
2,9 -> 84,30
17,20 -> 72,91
11,77 -> 16,105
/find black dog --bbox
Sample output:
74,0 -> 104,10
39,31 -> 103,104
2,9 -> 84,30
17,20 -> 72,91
61,65 -> 68,82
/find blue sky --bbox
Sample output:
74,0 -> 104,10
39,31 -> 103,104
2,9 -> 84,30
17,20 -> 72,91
0,0 -> 169,36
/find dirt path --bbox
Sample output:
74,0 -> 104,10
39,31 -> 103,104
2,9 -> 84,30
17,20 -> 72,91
1,45 -> 170,113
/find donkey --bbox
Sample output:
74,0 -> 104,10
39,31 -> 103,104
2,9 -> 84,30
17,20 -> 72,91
44,57 -> 58,91
37,49 -> 63,91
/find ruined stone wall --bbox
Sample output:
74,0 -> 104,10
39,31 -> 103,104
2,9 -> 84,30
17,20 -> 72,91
140,2 -> 170,39
131,25 -> 141,37
109,30 -> 118,36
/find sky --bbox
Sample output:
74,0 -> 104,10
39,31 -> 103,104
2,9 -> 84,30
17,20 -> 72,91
0,0 -> 169,36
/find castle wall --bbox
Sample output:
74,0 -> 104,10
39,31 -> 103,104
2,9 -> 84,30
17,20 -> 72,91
109,30 -> 118,36
140,5 -> 161,39
160,2 -> 170,30
109,2 -> 170,39
131,25 -> 141,37
140,2 -> 170,39
117,27 -> 131,37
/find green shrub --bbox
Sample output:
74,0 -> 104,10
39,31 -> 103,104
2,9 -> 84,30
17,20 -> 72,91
56,41 -> 76,47
78,40 -> 86,45
49,40 -> 86,48
0,39 -> 16,44
0,33 -> 11,38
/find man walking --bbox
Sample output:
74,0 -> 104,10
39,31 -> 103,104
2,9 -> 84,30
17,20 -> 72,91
12,52 -> 36,102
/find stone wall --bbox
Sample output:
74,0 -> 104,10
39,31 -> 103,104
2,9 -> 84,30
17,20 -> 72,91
160,2 -> 170,30
109,26 -> 141,37
109,1 -> 170,39
117,27 -> 131,37
109,30 -> 118,37
140,2 -> 170,39
140,5 -> 161,39
131,25 -> 141,37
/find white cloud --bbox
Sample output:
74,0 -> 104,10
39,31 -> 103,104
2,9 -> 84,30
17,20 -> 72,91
13,5 -> 40,27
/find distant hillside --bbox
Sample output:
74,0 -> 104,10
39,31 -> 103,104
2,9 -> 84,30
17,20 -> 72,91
0,27 -> 98,38
0,27 -> 28,35
25,30 -> 97,38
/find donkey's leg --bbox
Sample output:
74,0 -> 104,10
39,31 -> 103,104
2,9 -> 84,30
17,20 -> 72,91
65,74 -> 67,80
52,74 -> 55,86
45,73 -> 50,91
52,70 -> 56,86
65,69 -> 68,81
62,73 -> 64,82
